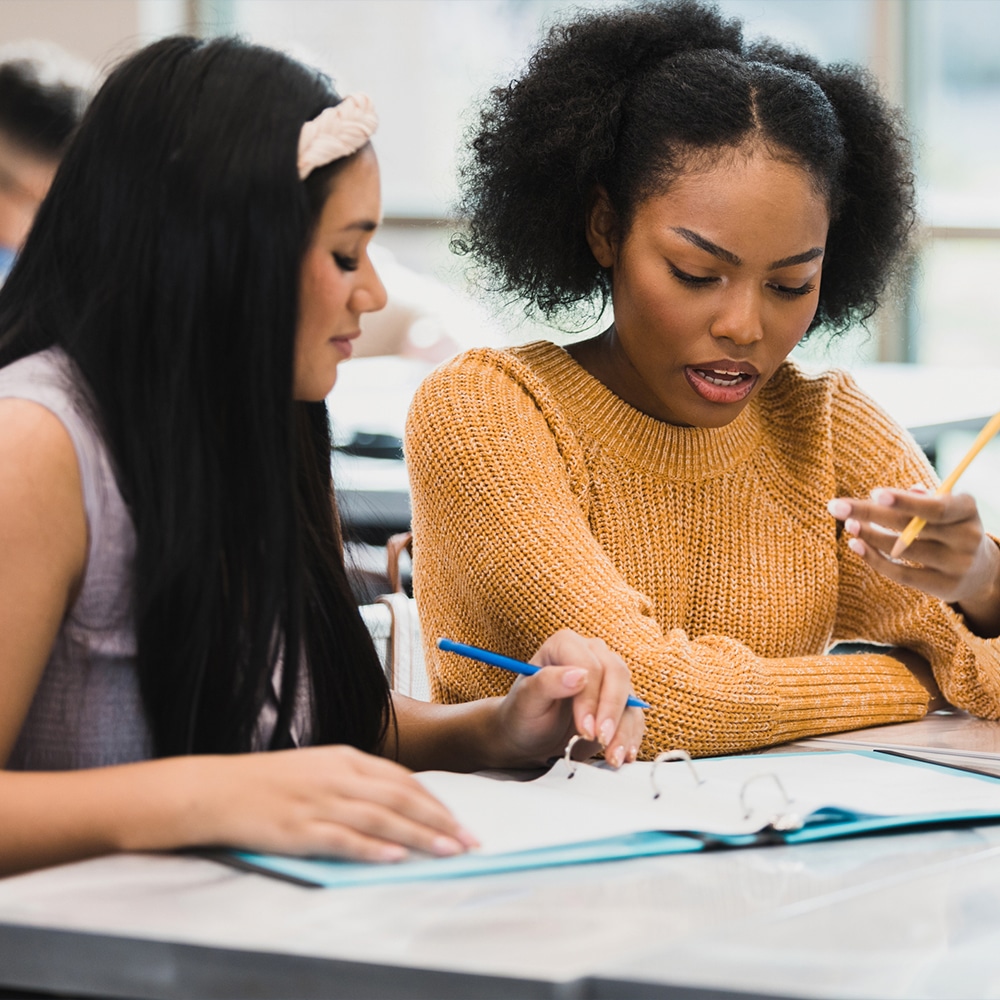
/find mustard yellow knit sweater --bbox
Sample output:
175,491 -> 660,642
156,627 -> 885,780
405,341 -> 1000,758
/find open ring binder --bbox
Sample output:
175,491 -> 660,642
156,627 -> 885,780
650,749 -> 704,799
563,734 -> 584,777
556,739 -> 804,832
230,751 -> 1000,889
739,773 -> 803,831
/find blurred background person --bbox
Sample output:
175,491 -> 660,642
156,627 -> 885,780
0,40 -> 92,283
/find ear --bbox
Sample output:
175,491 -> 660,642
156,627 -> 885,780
585,186 -> 619,269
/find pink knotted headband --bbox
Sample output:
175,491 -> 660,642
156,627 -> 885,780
297,93 -> 378,180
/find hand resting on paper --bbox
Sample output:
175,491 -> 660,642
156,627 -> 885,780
167,745 -> 480,863
829,486 -> 1000,638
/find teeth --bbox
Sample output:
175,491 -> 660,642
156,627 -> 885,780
702,371 -> 745,386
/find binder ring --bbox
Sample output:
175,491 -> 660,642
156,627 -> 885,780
563,734 -> 584,779
650,749 -> 704,800
739,773 -> 804,831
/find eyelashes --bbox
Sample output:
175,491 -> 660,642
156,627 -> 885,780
668,264 -> 715,287
768,281 -> 816,299
333,253 -> 359,272
667,264 -> 816,300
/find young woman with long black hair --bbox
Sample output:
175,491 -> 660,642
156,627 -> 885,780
0,35 -> 644,875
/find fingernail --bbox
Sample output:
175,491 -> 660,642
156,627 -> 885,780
599,719 -> 615,746
456,826 -> 480,849
628,746 -> 639,763
378,844 -> 408,862
827,499 -> 850,519
431,836 -> 463,857
844,518 -> 860,537
563,669 -> 587,688
871,489 -> 894,506
582,714 -> 595,741
848,538 -> 865,556
608,745 -> 625,768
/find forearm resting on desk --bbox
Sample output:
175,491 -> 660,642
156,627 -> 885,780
884,647 -> 945,713
0,748 -> 477,876
0,759 -> 209,875
387,695 -> 506,772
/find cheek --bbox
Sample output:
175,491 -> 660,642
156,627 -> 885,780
788,287 -> 823,341
617,268 -> 701,349
300,259 -> 344,332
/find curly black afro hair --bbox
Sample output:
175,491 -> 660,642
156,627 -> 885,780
453,0 -> 915,335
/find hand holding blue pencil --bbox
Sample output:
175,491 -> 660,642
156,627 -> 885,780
437,637 -> 650,709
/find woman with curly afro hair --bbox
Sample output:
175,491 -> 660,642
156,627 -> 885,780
406,0 -> 1000,760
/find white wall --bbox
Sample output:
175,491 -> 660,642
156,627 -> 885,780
0,0 -> 186,72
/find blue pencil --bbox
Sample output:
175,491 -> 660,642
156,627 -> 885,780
436,637 -> 650,709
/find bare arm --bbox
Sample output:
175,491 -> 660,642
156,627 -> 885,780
0,402 -> 472,875
0,400 -> 87,765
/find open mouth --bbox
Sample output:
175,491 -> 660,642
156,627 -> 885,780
693,368 -> 753,387
684,365 -> 760,404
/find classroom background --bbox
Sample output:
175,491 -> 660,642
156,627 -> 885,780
3,0 -> 999,542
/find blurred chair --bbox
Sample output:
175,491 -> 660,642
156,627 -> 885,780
358,531 -> 429,700
359,595 -> 428,700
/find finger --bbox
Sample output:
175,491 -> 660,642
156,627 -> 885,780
320,747 -> 476,839
585,641 -> 637,749
832,494 -> 916,534
321,794 -> 474,857
829,489 -> 952,535
843,515 -> 904,559
296,822 -> 412,863
516,663 -> 589,721
602,707 -> 646,768
532,633 -> 645,767
868,489 -> 978,531
844,533 -> 961,600
847,511 -> 979,571
529,630 -> 604,740
335,766 -> 477,846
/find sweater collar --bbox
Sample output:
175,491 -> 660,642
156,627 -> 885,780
513,340 -> 764,479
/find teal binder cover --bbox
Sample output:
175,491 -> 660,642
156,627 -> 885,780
221,751 -> 1000,888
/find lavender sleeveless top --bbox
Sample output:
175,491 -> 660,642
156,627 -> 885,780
0,348 -> 308,770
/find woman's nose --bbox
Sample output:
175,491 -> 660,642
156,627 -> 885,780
355,256 -> 388,315
709,285 -> 764,346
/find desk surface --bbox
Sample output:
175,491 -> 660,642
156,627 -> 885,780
6,827 -> 1000,999
4,714 -> 1000,1000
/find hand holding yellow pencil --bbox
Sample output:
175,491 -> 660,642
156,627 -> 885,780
890,410 -> 1000,559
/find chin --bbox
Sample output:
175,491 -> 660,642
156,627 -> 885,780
295,381 -> 336,403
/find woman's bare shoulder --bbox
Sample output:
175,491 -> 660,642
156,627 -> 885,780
0,397 -> 87,587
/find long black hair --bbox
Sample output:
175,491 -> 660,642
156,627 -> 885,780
454,0 -> 915,334
0,36 -> 392,757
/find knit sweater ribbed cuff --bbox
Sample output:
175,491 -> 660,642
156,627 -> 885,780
766,653 -> 929,746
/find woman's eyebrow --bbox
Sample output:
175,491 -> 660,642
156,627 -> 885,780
671,227 -> 825,271
672,227 -> 740,266
769,247 -> 825,269
340,219 -> 379,234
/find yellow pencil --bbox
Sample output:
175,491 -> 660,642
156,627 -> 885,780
890,409 -> 1000,558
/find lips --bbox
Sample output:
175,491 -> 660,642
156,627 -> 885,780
330,330 -> 361,360
684,360 -> 760,404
